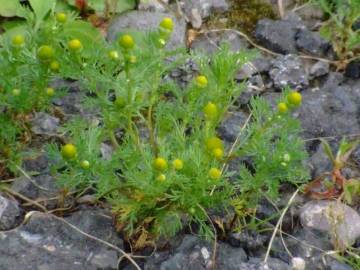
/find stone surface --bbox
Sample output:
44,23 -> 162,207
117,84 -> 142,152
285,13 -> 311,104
300,200 -> 360,248
309,60 -> 330,79
271,227 -> 333,268
0,209 -> 123,270
218,111 -> 250,143
11,175 -> 60,209
345,60 -> 360,79
295,28 -> 333,58
190,31 -> 249,54
294,74 -> 360,140
180,0 -> 229,28
269,55 -> 309,90
138,0 -> 168,12
107,11 -> 186,49
228,229 -> 268,256
0,194 -> 23,231
31,112 -> 60,135
144,235 -> 248,270
307,142 -> 334,178
254,17 -> 305,54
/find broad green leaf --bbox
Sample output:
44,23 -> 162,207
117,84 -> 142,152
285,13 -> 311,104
29,0 -> 56,21
0,0 -> 22,17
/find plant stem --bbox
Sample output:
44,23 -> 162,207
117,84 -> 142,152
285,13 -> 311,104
109,129 -> 120,148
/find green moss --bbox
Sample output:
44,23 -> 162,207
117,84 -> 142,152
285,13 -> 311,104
206,0 -> 277,34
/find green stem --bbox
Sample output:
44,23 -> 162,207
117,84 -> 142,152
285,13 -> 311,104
109,129 -> 120,148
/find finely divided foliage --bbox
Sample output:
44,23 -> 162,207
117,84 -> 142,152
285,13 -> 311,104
0,3 -> 308,246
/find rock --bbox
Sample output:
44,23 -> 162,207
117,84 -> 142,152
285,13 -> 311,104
11,175 -> 60,209
180,0 -> 229,28
307,142 -> 333,178
0,209 -> 123,270
0,194 -> 23,230
22,154 -> 49,174
254,17 -> 305,54
107,11 -> 186,50
218,111 -> 250,143
295,4 -> 324,29
300,200 -> 360,248
295,28 -> 333,58
271,227 -> 333,268
352,145 -> 360,167
295,75 -> 360,140
31,112 -> 60,135
228,229 -> 268,256
190,31 -> 249,54
345,60 -> 360,79
144,235 -> 247,270
138,0 -> 168,12
269,55 -> 309,90
242,257 -> 291,270
166,58 -> 199,89
309,60 -> 330,79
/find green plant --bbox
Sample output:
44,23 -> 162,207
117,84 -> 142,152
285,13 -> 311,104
1,3 -> 309,247
316,0 -> 360,67
0,1 -> 102,175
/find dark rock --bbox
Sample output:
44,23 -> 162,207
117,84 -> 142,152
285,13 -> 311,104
309,60 -> 330,79
190,31 -> 249,54
31,112 -> 60,135
325,258 -> 353,270
228,229 -> 268,256
0,209 -> 123,270
295,28 -> 333,58
107,11 -> 186,50
307,142 -> 333,178
11,175 -> 60,209
22,154 -> 49,174
345,60 -> 360,79
254,18 -> 305,54
218,111 -> 250,143
295,75 -> 360,140
269,55 -> 309,90
352,145 -> 360,167
144,235 -> 247,270
0,194 -> 23,231
271,227 -> 333,267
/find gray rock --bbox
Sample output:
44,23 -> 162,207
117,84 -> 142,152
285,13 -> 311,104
11,175 -> 60,209
269,55 -> 309,90
295,75 -> 360,140
295,28 -> 333,58
0,194 -> 22,231
352,145 -> 360,167
138,0 -> 168,12
190,31 -> 249,54
309,60 -> 330,79
241,257 -> 291,270
271,227 -> 333,267
145,235 -> 247,270
180,0 -> 229,28
228,229 -> 268,255
107,11 -> 186,49
300,200 -> 360,248
307,142 -> 333,178
218,111 -> 250,143
22,154 -> 49,174
0,209 -> 123,270
254,18 -> 305,54
31,112 -> 60,135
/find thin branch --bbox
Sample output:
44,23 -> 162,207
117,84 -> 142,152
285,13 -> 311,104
264,188 -> 300,264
